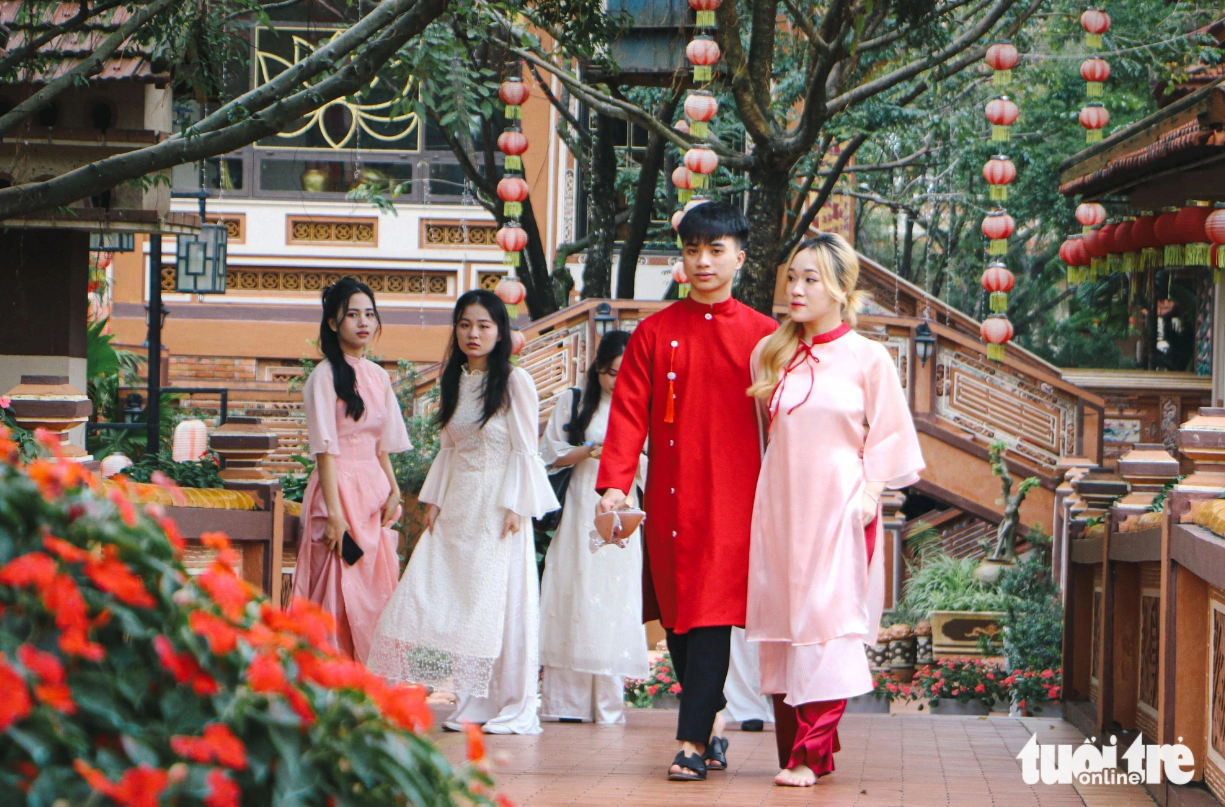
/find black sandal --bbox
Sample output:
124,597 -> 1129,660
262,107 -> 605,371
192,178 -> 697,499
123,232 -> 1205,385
704,736 -> 729,771
667,751 -> 707,781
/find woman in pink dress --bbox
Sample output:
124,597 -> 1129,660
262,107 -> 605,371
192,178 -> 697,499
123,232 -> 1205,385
746,233 -> 924,787
292,277 -> 412,663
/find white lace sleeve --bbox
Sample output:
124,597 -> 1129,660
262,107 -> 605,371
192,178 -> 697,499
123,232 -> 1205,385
498,368 -> 561,518
417,427 -> 455,505
541,388 -> 577,467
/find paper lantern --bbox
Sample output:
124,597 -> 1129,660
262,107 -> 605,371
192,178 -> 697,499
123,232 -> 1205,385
497,176 -> 529,218
689,0 -> 720,27
672,263 -> 689,285
1079,103 -> 1109,143
687,36 -> 720,82
684,147 -> 719,188
496,225 -> 528,268
173,419 -> 209,463
985,41 -> 1019,85
684,91 -> 719,138
1206,204 -> 1225,272
985,96 -> 1018,141
1132,212 -> 1163,271
1081,58 -> 1110,97
1075,202 -> 1106,231
497,130 -> 528,171
1175,202 -> 1213,267
671,165 -> 696,203
1113,218 -> 1138,273
674,119 -> 691,135
671,210 -> 685,231
1097,222 -> 1120,273
1154,207 -> 1183,267
499,77 -> 529,118
1081,9 -> 1110,48
982,262 -> 1015,313
1060,234 -> 1090,284
980,316 -> 1013,361
509,329 -> 525,356
496,276 -> 526,318
982,155 -> 1016,201
100,452 -> 133,479
982,210 -> 1015,255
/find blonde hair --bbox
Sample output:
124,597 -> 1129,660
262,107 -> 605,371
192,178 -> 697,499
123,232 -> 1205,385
748,232 -> 870,401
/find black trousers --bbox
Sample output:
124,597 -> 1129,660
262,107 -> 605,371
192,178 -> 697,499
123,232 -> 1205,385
666,625 -> 732,744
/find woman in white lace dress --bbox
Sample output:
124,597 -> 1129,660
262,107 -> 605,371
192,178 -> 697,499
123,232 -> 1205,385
539,330 -> 648,724
367,289 -> 558,735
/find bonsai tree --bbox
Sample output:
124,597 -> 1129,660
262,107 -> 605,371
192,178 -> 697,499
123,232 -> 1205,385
988,441 -> 1041,563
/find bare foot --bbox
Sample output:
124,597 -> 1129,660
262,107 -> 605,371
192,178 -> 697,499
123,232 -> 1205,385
669,741 -> 706,778
774,765 -> 817,787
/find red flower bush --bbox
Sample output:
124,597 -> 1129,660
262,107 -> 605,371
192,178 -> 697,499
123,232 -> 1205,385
0,426 -> 496,807
624,654 -> 680,707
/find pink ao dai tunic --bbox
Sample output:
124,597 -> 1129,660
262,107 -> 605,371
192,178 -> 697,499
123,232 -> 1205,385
746,325 -> 924,706
292,356 -> 412,664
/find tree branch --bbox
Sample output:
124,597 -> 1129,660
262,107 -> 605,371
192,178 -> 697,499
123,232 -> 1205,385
715,0 -> 774,145
779,132 -> 867,260
0,0 -> 127,79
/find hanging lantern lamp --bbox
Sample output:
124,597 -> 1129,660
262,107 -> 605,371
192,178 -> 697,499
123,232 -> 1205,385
497,131 -> 528,172
495,276 -> 526,318
982,155 -> 1016,201
1081,9 -> 1111,49
982,210 -> 1015,256
1205,203 -> 1225,277
1131,212 -> 1162,271
1075,202 -> 1106,232
1060,234 -> 1090,284
980,316 -> 1014,362
496,225 -> 528,267
672,263 -> 691,298
671,165 -> 696,203
1154,206 -> 1183,267
683,146 -> 719,188
985,96 -> 1019,141
981,262 -> 1015,313
499,77 -> 529,118
1079,103 -> 1109,143
985,41 -> 1019,85
686,36 -> 721,82
684,91 -> 719,139
1176,201 -> 1213,267
1113,217 -> 1138,273
497,176 -> 529,219
688,0 -> 720,27
1081,58 -> 1110,97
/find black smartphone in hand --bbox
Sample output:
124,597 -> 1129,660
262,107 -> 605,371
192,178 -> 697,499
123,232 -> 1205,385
341,531 -> 364,566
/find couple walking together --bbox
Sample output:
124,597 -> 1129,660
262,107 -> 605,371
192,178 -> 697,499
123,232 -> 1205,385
290,201 -> 924,787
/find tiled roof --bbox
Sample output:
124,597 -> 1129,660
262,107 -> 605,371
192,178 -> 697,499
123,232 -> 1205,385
1058,119 -> 1225,198
0,2 -> 167,84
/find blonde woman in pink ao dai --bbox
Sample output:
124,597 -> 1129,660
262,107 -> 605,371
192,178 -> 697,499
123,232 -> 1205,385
745,233 -> 924,787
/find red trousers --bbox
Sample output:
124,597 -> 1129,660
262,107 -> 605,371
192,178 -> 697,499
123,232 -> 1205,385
771,517 -> 877,773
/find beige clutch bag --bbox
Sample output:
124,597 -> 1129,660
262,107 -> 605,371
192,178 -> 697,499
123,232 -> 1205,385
590,509 -> 646,551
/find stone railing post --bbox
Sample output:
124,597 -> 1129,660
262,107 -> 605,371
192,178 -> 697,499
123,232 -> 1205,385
1054,456 -> 1095,598
1114,444 -> 1179,527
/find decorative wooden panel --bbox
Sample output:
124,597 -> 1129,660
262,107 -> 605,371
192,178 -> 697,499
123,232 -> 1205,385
1210,594 -> 1225,799
227,268 -> 450,296
207,214 -> 245,244
1137,591 -> 1161,741
160,265 -> 175,292
423,220 -> 499,248
1090,587 -> 1102,705
518,322 -> 589,429
935,348 -> 1077,473
286,216 -> 377,246
858,330 -> 909,390
478,272 -> 503,291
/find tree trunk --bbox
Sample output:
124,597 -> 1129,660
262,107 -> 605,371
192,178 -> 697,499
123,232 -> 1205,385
616,92 -> 680,300
900,213 -> 916,281
518,197 -> 559,320
737,166 -> 791,315
583,113 -> 618,299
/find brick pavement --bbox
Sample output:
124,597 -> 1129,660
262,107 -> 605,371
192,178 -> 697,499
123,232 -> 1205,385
431,709 -> 1157,807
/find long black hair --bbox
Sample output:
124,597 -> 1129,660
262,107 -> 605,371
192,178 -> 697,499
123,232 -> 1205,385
569,330 -> 631,445
436,289 -> 513,428
319,277 -> 381,421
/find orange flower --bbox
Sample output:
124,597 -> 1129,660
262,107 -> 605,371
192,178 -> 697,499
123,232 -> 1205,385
58,627 -> 105,662
0,552 -> 57,591
107,487 -> 138,527
17,644 -> 65,684
170,723 -> 247,770
495,795 -> 517,807
34,683 -> 77,714
465,723 -> 485,762
189,610 -> 239,655
84,554 -> 156,609
268,600 -> 337,653
73,760 -> 168,807
246,652 -> 289,693
284,686 -> 316,726
152,636 -> 218,696
197,563 -> 252,621
240,622 -> 297,652
371,682 -> 433,734
294,651 -> 370,691
43,536 -> 89,564
0,655 -> 32,730
204,768 -> 241,807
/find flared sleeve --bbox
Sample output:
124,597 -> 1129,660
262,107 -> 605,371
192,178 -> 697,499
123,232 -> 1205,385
498,367 -> 561,518
540,387 -> 578,468
304,362 -> 342,458
861,340 -> 925,488
375,366 -> 413,455
417,426 -> 455,506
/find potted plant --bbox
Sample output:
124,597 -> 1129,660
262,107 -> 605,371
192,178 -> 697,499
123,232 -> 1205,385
895,555 -> 1016,657
914,658 -> 1008,715
847,671 -> 915,713
994,529 -> 1065,716
624,654 -> 682,708
976,441 -> 1041,584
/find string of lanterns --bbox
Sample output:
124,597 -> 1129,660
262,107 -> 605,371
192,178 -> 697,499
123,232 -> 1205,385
979,41 -> 1021,362
495,72 -> 530,318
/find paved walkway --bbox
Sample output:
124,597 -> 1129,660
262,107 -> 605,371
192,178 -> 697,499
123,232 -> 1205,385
431,709 -> 1157,807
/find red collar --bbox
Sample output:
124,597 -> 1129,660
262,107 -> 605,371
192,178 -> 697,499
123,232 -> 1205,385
805,322 -> 852,345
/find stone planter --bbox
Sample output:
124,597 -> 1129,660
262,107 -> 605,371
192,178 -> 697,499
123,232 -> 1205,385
974,558 -> 1017,585
926,698 -> 991,716
929,610 -> 1006,657
867,629 -> 890,672
845,694 -> 890,714
653,694 -> 680,709
888,626 -> 916,682
915,620 -> 934,666
1010,697 -> 1062,718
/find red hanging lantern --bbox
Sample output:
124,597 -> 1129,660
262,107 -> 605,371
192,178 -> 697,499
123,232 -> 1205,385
509,329 -> 526,356
1060,234 -> 1090,284
497,176 -> 529,219
1098,222 -> 1120,273
1113,218 -> 1138,273
1176,202 -> 1213,267
981,210 -> 1015,256
985,41 -> 1019,86
980,316 -> 1013,362
671,165 -> 696,203
1083,227 -> 1109,278
985,96 -> 1019,142
689,0 -> 720,27
497,131 -> 528,172
671,209 -> 685,231
1079,103 -> 1109,143
684,91 -> 719,138
684,147 -> 719,188
495,276 -> 526,318
686,36 -> 721,82
496,225 -> 528,268
1080,58 -> 1110,97
499,77 -> 529,119
982,155 -> 1016,201
1075,201 -> 1106,231
1154,207 -> 1183,267
1132,212 -> 1163,271
1081,9 -> 1111,48
982,262 -> 1015,313
1206,203 -> 1225,273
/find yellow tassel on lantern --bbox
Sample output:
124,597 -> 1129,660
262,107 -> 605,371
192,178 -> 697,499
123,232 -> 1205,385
1141,247 -> 1162,271
1164,244 -> 1184,266
1091,256 -> 1106,278
989,239 -> 1008,256
679,283 -> 691,298
693,66 -> 712,82
1108,254 -> 1122,274
506,304 -> 519,318
1185,243 -> 1211,267
1086,129 -> 1102,143
1086,33 -> 1102,48
987,344 -> 1006,361
990,292 -> 1008,313
1087,81 -> 1103,97
690,173 -> 707,189
678,189 -> 693,203
1123,252 -> 1137,273
690,121 -> 708,138
990,186 -> 1008,202
677,235 -> 683,249
504,155 -> 522,171
503,201 -> 522,218
992,125 -> 1010,142
994,69 -> 1012,86
505,104 -> 522,119
696,9 -> 715,25
502,251 -> 520,266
